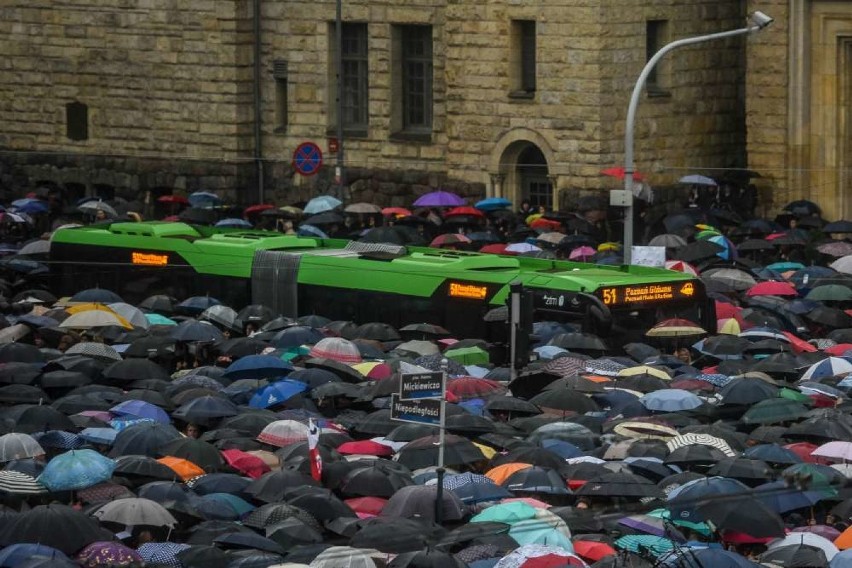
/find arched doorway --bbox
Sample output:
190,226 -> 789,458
516,145 -> 552,210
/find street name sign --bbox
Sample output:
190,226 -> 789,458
390,394 -> 442,426
399,371 -> 444,400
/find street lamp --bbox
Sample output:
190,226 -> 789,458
621,11 -> 773,265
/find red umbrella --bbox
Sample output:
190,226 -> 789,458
530,218 -> 562,231
746,281 -> 798,297
157,195 -> 189,204
382,207 -> 412,217
337,440 -> 394,457
220,449 -> 271,479
430,233 -> 472,248
244,204 -> 275,216
781,331 -> 818,353
444,206 -> 485,218
826,343 -> 852,355
573,540 -> 617,562
344,496 -> 388,518
480,243 -> 509,255
601,167 -> 645,181
447,377 -> 506,399
520,553 -> 586,568
670,378 -> 716,393
784,442 -> 830,464
715,301 -> 742,319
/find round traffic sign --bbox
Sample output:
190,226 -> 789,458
293,142 -> 323,176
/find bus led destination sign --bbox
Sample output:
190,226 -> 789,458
131,252 -> 169,266
448,282 -> 488,300
600,282 -> 695,306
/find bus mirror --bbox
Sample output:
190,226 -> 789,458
576,293 -> 612,337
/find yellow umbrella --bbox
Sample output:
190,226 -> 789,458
617,365 -> 671,380
597,242 -> 621,252
66,303 -> 116,315
717,318 -> 741,335
473,442 -> 496,460
525,213 -> 543,226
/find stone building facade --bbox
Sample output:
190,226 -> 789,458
745,0 -> 852,221
1,0 -> 748,212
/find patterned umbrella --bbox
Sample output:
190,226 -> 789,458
92,497 -> 177,528
76,541 -> 143,568
0,470 -> 47,494
308,338 -> 363,364
494,544 -> 585,568
64,342 -> 122,362
136,543 -> 191,568
257,419 -> 309,447
38,449 -> 115,491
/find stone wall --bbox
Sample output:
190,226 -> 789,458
0,0 -> 747,209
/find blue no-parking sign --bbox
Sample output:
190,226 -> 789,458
293,142 -> 323,176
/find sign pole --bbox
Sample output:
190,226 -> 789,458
435,358 -> 448,524
509,281 -> 522,383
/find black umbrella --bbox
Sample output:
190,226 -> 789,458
242,502 -> 321,531
245,469 -> 320,503
382,484 -> 466,523
103,358 -> 170,382
694,495 -> 785,537
0,385 -> 49,405
491,447 -> 566,471
395,434 -> 485,469
547,332 -> 607,355
172,395 -> 239,427
0,504 -> 107,554
2,405 -> 75,433
339,465 -> 414,498
574,472 -> 662,499
286,486 -> 356,521
176,545 -> 230,568
109,422 -> 182,458
351,517 -> 444,554
672,240 -> 724,263
706,457 -> 773,485
0,362 -> 42,385
719,377 -> 779,406
501,466 -> 571,495
113,455 -> 180,482
159,438 -> 225,471
806,305 -> 852,328
186,520 -> 256,545
0,344 -> 44,364
508,370 -> 562,399
760,544 -> 828,567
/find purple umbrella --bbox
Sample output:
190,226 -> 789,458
76,541 -> 142,568
110,400 -> 170,424
413,191 -> 466,207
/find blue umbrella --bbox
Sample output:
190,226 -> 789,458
38,449 -> 115,491
474,197 -> 512,211
831,549 -> 852,568
169,320 -> 224,342
137,542 -> 191,568
224,354 -> 294,380
270,326 -> 325,349
32,431 -> 83,450
15,314 -> 59,329
303,195 -> 342,215
443,473 -> 511,504
667,477 -> 750,522
754,480 -> 835,513
248,380 -> 308,409
639,389 -> 703,412
188,191 -> 222,208
111,400 -> 170,424
0,543 -> 68,566
540,439 -> 584,459
10,199 -> 49,215
743,444 -> 803,465
69,288 -> 123,303
196,492 -> 256,517
215,218 -> 252,228
297,224 -> 329,238
659,547 -> 759,568
79,428 -> 118,446
177,296 -> 221,315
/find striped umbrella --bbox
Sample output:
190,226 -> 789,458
0,470 -> 47,494
666,433 -> 736,457
308,337 -> 363,364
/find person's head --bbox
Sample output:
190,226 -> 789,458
95,209 -> 107,220
674,347 -> 691,364
185,423 -> 201,439
57,334 -> 76,351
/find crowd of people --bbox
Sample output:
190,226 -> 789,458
0,187 -> 849,567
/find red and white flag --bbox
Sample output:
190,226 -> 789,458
307,418 -> 322,482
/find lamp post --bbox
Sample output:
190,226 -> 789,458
335,0 -> 346,200
622,11 -> 773,265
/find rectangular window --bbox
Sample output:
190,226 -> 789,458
646,20 -> 669,93
511,20 -> 536,95
401,25 -> 433,131
339,23 -> 369,129
273,60 -> 288,132
66,101 -> 88,141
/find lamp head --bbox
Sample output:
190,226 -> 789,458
750,11 -> 774,29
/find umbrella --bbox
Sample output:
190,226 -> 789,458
0,504 -> 106,554
137,542 -> 192,567
170,320 -> 224,342
679,174 -> 717,186
395,434 -> 485,469
767,533 -> 838,561
309,546 -> 378,568
92,497 -> 177,527
38,449 -> 115,491
574,472 -> 662,499
413,191 -> 466,207
304,195 -> 343,215
640,390 -> 703,412
381,484 -> 466,522
109,422 -> 183,458
741,398 -> 810,424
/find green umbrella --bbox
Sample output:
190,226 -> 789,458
742,398 -> 810,424
615,534 -> 676,556
778,387 -> 812,404
444,346 -> 490,366
806,284 -> 852,302
145,313 -> 177,326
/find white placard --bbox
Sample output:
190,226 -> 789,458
630,246 -> 666,267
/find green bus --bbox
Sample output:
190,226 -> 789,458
49,222 -> 712,346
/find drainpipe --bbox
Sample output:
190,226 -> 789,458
253,0 -> 264,204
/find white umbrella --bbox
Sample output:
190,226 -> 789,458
679,174 -> 717,186
78,200 -> 118,218
309,546 -> 378,568
812,441 -> 852,462
257,420 -> 309,448
92,497 -> 177,528
0,324 -> 30,344
767,532 -> 838,560
108,302 -> 150,330
831,255 -> 852,275
17,240 -> 50,256
0,433 -> 44,462
59,310 -> 130,330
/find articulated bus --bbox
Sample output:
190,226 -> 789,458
49,222 -> 713,347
